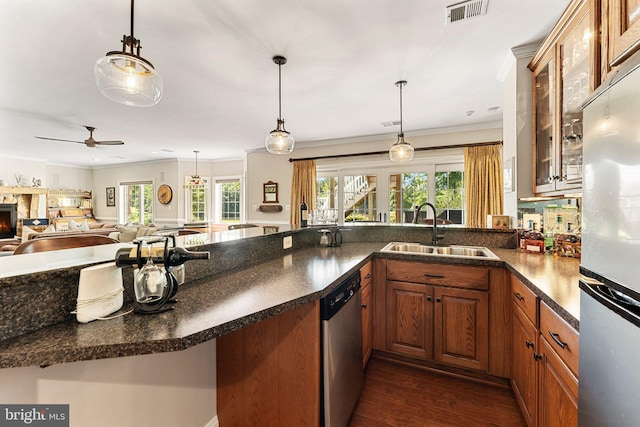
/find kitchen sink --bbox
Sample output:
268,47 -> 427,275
380,242 -> 499,260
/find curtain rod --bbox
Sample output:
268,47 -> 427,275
288,140 -> 503,162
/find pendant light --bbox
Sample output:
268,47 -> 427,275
389,80 -> 415,162
184,151 -> 207,189
265,56 -> 295,154
95,0 -> 163,107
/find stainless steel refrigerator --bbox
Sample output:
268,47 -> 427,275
579,48 -> 640,426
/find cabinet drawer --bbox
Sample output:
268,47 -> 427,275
511,275 -> 538,326
386,260 -> 489,290
360,261 -> 373,287
540,302 -> 579,377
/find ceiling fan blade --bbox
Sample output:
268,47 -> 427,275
95,140 -> 125,145
34,136 -> 83,144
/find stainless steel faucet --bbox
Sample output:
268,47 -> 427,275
412,202 -> 444,246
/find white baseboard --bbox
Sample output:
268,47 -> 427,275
204,415 -> 219,427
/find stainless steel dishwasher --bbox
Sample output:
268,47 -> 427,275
321,270 -> 364,427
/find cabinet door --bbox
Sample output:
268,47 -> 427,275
361,281 -> 373,367
609,0 -> 640,66
386,280 -> 433,360
512,305 -> 538,427
533,50 -> 558,194
433,286 -> 488,371
557,2 -> 593,191
538,337 -> 579,427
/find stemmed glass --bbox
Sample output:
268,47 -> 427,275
134,239 -> 167,304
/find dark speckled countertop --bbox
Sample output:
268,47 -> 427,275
0,241 -> 582,369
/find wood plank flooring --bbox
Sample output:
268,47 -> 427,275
349,357 -> 526,427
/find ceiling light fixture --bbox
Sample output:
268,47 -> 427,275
184,150 -> 207,189
95,0 -> 163,107
389,80 -> 415,162
265,56 -> 295,154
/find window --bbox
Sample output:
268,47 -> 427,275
435,170 -> 464,224
316,154 -> 464,225
344,175 -> 377,222
118,181 -> 154,225
188,186 -> 207,223
213,178 -> 241,224
389,172 -> 429,224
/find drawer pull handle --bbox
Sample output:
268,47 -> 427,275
525,340 -> 534,349
426,296 -> 433,302
514,292 -> 524,301
364,273 -> 372,279
424,273 -> 445,278
361,304 -> 367,309
548,331 -> 568,349
534,352 -> 543,361
436,297 -> 441,303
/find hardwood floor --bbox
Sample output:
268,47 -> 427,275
349,357 -> 526,427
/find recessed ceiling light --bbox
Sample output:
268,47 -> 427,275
465,110 -> 474,116
488,106 -> 501,113
161,149 -> 174,153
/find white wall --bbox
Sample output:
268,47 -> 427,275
0,340 -> 217,427
92,160 -> 180,224
502,44 -> 537,223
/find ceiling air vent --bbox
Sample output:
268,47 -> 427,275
381,120 -> 401,127
446,0 -> 488,25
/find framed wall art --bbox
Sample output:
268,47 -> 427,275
106,187 -> 116,207
263,181 -> 279,203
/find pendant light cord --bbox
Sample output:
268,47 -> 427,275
399,82 -> 403,135
278,62 -> 282,121
130,0 -> 135,40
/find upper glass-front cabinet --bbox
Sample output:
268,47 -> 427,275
533,53 -> 556,193
608,0 -> 640,67
530,0 -> 598,195
559,7 -> 591,188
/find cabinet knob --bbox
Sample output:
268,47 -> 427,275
533,352 -> 543,361
525,340 -> 534,349
426,296 -> 432,302
361,304 -> 367,309
436,297 -> 441,303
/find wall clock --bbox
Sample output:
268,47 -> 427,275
157,184 -> 173,204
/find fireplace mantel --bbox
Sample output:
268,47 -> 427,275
0,186 -> 48,229
0,186 -> 48,196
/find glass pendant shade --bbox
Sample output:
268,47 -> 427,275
265,119 -> 295,154
95,53 -> 163,107
389,134 -> 415,162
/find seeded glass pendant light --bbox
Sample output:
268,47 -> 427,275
265,56 -> 295,154
389,80 -> 415,162
184,151 -> 207,189
95,0 -> 163,107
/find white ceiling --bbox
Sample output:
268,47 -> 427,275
0,0 -> 569,168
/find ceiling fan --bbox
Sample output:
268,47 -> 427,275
35,126 -> 125,148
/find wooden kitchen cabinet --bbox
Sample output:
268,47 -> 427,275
360,261 -> 373,367
530,0 -> 599,195
217,300 -> 321,427
510,275 -> 579,427
606,0 -> 640,67
382,260 -> 492,372
538,336 -> 579,427
433,286 -> 489,371
386,280 -> 433,360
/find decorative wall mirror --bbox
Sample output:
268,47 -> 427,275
263,181 -> 278,203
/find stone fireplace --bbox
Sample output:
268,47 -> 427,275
0,186 -> 48,237
0,204 -> 17,238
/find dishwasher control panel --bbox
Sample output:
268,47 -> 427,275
321,270 -> 361,320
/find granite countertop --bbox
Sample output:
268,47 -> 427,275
0,242 -> 582,369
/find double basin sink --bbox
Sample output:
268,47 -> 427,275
380,242 -> 499,260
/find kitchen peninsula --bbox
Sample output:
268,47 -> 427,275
0,225 -> 581,426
